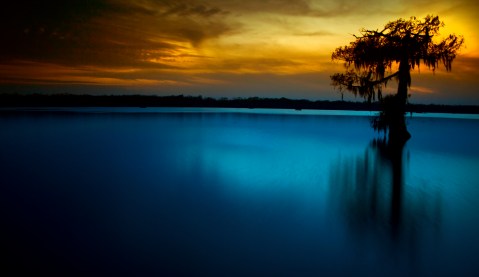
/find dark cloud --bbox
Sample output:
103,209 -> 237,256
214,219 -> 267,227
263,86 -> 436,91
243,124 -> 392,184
206,58 -> 302,72
219,0 -> 313,15
295,31 -> 336,36
0,77 -> 99,85
160,1 -> 224,17
209,0 -> 398,17
0,0 -> 230,68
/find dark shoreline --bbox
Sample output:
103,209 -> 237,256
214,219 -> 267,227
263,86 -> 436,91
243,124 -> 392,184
1,94 -> 479,114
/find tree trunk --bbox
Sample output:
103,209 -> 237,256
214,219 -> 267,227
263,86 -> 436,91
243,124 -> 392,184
388,60 -> 411,144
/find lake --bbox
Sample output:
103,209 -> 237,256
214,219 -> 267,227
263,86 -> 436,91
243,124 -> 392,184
2,108 -> 479,276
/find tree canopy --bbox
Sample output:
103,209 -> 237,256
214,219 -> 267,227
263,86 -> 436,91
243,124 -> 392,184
331,15 -> 464,102
330,15 -> 464,142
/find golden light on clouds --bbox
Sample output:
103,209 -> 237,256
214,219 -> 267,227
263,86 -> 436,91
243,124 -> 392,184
0,0 -> 478,103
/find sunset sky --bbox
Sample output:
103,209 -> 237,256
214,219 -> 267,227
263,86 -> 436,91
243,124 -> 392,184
1,0 -> 478,104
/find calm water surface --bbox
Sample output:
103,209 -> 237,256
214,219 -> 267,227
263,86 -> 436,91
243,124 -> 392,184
1,108 -> 479,276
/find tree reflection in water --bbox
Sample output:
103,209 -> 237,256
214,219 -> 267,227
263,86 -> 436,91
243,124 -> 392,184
329,139 -> 442,254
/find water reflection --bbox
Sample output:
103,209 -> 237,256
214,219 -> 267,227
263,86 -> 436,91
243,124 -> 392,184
330,139 -> 442,253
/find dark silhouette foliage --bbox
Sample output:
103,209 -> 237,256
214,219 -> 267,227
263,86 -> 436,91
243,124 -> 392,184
331,15 -> 464,142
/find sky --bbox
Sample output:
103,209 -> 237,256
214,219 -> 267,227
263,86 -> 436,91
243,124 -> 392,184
0,0 -> 478,104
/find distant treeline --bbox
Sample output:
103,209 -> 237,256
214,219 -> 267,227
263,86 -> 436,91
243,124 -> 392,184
1,94 -> 479,114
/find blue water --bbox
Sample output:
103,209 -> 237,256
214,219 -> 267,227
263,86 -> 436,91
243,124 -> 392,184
1,108 -> 479,276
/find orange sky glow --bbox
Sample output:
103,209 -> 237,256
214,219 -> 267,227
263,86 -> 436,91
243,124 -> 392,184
0,0 -> 478,104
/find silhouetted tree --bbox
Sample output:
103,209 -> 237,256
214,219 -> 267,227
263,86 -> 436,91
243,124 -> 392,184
331,15 -> 463,142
